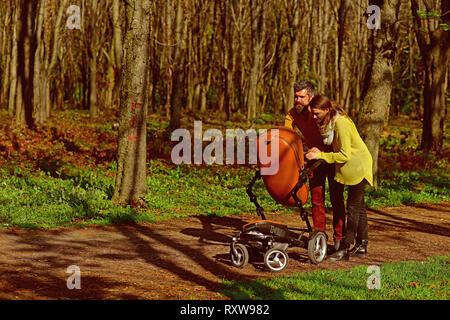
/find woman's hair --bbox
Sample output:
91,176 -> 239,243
309,94 -> 347,130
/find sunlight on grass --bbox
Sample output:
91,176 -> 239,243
221,256 -> 450,300
0,158 -> 448,229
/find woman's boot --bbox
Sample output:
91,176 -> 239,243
348,239 -> 368,257
327,242 -> 349,261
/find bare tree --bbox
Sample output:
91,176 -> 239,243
410,0 -> 450,153
16,0 -> 38,128
247,0 -> 266,119
7,2 -> 19,116
359,0 -> 402,187
84,0 -> 110,118
221,0 -> 235,119
112,0 -> 151,205
0,1 -> 13,110
169,0 -> 185,131
112,0 -> 123,106
285,0 -> 300,113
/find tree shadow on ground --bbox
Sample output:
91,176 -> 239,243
0,231 -> 138,299
367,207 -> 450,237
114,219 -> 266,294
180,215 -> 245,245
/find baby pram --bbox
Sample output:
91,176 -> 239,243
230,127 -> 327,272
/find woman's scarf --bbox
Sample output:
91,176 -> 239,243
321,112 -> 341,145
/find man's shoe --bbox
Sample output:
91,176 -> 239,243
349,240 -> 368,257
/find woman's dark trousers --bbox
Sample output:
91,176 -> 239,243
334,179 -> 368,247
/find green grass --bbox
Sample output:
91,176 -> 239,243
221,256 -> 450,300
0,165 -> 123,229
366,170 -> 450,208
0,159 -> 448,229
0,160 -> 287,229
143,160 -> 287,218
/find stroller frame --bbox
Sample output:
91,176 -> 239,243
230,160 -> 328,272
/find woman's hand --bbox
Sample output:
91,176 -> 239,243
305,147 -> 320,160
306,151 -> 318,160
308,147 -> 321,153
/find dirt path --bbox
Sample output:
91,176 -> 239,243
0,203 -> 449,300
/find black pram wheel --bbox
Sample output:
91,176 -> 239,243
264,248 -> 289,272
230,243 -> 249,268
307,231 -> 327,264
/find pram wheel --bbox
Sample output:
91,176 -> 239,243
264,248 -> 289,272
230,243 -> 249,268
308,231 -> 327,264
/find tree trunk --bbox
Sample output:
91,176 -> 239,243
17,0 -> 37,128
112,0 -> 123,107
200,71 -> 211,113
337,0 -> 352,110
186,19 -> 195,112
286,1 -> 300,113
247,0 -> 265,120
1,2 -> 12,110
89,58 -> 98,117
359,0 -> 401,188
8,3 -> 19,116
105,46 -> 115,109
164,0 -> 174,118
411,0 -> 450,153
223,0 -> 234,120
199,1 -> 216,115
44,0 -> 67,119
352,2 -> 369,118
112,0 -> 151,205
169,0 -> 184,130
89,0 -> 99,118
34,0 -> 46,125
316,0 -> 332,93
421,52 -> 449,152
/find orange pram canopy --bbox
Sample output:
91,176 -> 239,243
257,126 -> 308,207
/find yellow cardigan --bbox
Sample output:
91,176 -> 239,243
316,116 -> 373,186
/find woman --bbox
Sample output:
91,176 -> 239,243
305,94 -> 373,261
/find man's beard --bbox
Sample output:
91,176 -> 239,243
295,104 -> 305,112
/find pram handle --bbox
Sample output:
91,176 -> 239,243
303,158 -> 325,177
292,159 -> 325,193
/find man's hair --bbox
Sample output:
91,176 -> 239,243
293,80 -> 315,96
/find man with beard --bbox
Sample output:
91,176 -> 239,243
285,80 -> 345,253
